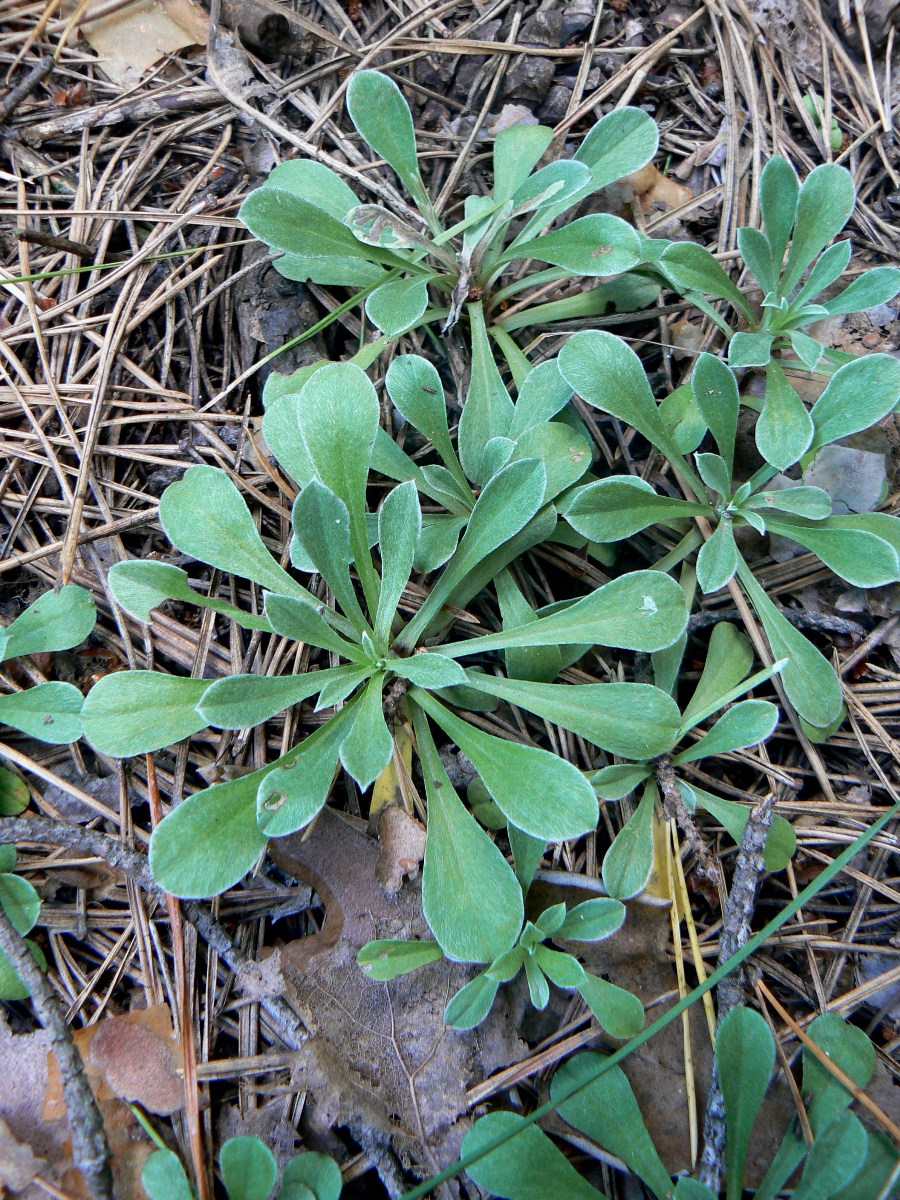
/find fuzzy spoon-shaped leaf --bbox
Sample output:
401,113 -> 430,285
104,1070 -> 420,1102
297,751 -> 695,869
160,465 -> 309,599
559,331 -> 700,488
0,683 -> 84,746
717,1006 -> 775,1200
562,477 -> 710,543
198,666 -> 360,731
576,972 -> 646,1038
759,156 -> 799,265
440,570 -> 688,657
142,1150 -> 193,1200
781,163 -> 855,295
691,353 -> 739,478
552,1052 -> 673,1200
510,214 -> 642,277
675,700 -> 778,764
149,767 -> 268,898
493,124 -> 554,200
294,362 -> 381,611
375,481 -> 421,648
281,1152 -> 343,1200
602,782 -> 656,900
339,674 -> 393,790
108,560 -> 272,632
81,672 -> 210,756
346,70 -> 433,222
791,1112 -> 868,1200
756,362 -> 814,471
256,700 -> 359,837
385,355 -> 467,488
681,623 -> 753,726
808,354 -> 900,454
292,481 -> 368,632
458,303 -> 515,486
464,674 -> 681,761
357,939 -> 443,981
462,1112 -> 603,1200
416,708 -> 523,963
366,275 -> 430,337
0,585 -> 95,662
412,689 -> 597,842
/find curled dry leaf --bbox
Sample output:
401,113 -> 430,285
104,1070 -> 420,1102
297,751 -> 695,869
374,804 -> 426,897
268,809 -> 526,1172
76,0 -> 208,89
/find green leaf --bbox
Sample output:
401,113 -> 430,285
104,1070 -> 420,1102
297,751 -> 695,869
676,700 -> 778,764
717,1006 -> 775,1200
659,243 -> 752,321
696,520 -> 739,594
415,514 -> 464,573
728,329 -> 774,369
790,330 -> 824,371
366,275 -> 429,337
755,362 -> 814,471
805,1013 -> 875,1133
0,585 -> 95,663
292,482 -> 369,632
397,458 -> 546,649
108,561 -> 271,632
0,937 -> 46,1001
792,238 -> 852,306
0,767 -> 28,816
737,226 -> 776,294
534,946 -> 586,988
682,623 -> 753,726
458,303 -> 515,486
493,124 -> 553,200
388,654 -> 466,689
345,204 -> 437,255
315,666 -> 372,711
510,161 -> 591,218
0,682 -> 84,745
528,966 -> 557,1011
294,362 -> 381,609
510,214 -> 641,277
552,1052 -> 672,1199
602,782 -> 656,900
261,158 -> 361,220
687,786 -> 796,872
198,666 -> 358,730
415,707 -> 522,963
561,477 -> 709,542
809,354 -> 900,451
239,189 -> 396,275
764,516 -> 899,587
81,672 -> 208,756
576,106 -> 659,190
506,360 -> 572,439
736,561 -> 843,729
412,689 -> 597,842
659,383 -> 707,454
462,1112 -> 603,1200
256,701 -> 359,836
691,353 -> 739,477
339,675 -> 392,790
496,570 -> 561,684
463,674 -> 682,760
142,1149 -> 193,1200
782,164 -> 856,294
160,466 -> 307,599
556,898 -> 626,943
385,355 -> 466,486
0,873 -> 40,936
375,481 -> 420,648
444,971 -> 500,1029
576,973 -> 646,1038
357,938 -> 443,981
746,484 -> 831,520
696,453 -> 732,500
508,423 -> 591,504
440,570 -> 688,657
673,1181 -> 716,1200
220,1136 -> 277,1200
149,767 -> 269,897
346,71 -> 432,220
591,763 -> 652,800
509,823 -> 544,893
264,594 -> 366,663
558,331 -> 698,484
831,1130 -> 899,1200
281,1153 -> 342,1200
823,265 -> 900,316
759,156 -> 799,265
791,1112 -> 868,1200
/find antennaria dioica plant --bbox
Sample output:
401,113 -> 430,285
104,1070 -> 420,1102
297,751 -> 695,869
238,69 -> 661,369
0,584 -> 96,996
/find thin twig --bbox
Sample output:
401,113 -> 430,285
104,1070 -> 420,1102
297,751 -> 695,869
0,54 -> 54,126
0,905 -> 113,1200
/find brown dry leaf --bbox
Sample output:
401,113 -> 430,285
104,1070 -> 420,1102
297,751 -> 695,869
269,809 -> 526,1173
0,1116 -> 46,1192
374,804 -> 426,897
89,1006 -> 184,1116
75,0 -> 208,89
0,1016 -> 68,1200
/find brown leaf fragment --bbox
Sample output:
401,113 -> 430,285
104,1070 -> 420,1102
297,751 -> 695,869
89,1007 -> 184,1116
374,805 -> 426,897
0,1116 -> 46,1191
